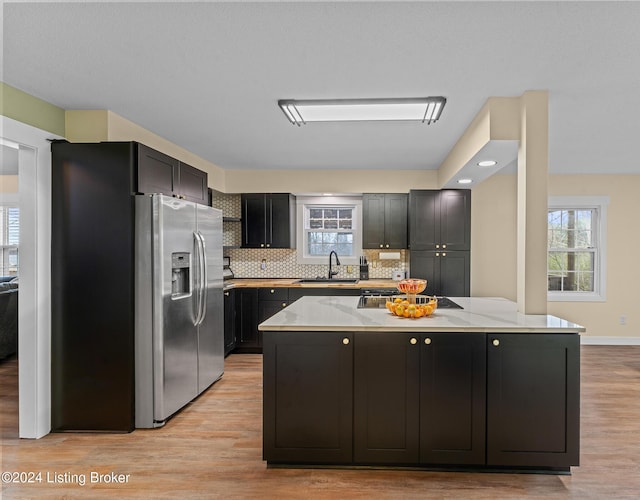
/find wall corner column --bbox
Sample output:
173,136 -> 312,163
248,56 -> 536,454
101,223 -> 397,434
517,91 -> 549,314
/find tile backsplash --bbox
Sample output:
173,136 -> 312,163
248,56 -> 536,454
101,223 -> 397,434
213,191 -> 407,279
226,247 -> 407,279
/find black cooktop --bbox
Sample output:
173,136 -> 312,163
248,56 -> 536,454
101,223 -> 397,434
357,296 -> 463,309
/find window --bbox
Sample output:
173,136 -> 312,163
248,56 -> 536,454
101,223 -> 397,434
547,196 -> 608,302
296,196 -> 362,265
0,205 -> 19,276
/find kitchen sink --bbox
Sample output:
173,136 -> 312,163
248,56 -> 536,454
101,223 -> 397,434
295,278 -> 360,284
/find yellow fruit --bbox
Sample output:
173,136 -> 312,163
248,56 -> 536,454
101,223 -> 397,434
394,298 -> 403,303
423,305 -> 434,316
395,305 -> 405,316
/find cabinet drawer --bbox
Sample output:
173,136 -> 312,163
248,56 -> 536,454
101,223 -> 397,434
258,287 -> 289,301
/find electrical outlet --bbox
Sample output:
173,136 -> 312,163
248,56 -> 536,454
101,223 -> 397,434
346,265 -> 353,273
260,259 -> 267,271
619,315 -> 627,326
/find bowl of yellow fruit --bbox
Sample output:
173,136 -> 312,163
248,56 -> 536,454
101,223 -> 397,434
386,295 -> 437,319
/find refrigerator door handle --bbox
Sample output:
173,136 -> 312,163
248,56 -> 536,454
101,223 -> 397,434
193,231 -> 207,326
197,231 -> 208,326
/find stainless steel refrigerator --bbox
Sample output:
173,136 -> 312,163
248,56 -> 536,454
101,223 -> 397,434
135,194 -> 224,428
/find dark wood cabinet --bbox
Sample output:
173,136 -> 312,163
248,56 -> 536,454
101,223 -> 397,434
486,333 -> 580,468
410,250 -> 470,296
420,333 -> 486,465
353,333 -> 420,464
241,193 -> 296,248
409,190 -> 470,251
263,331 -> 354,464
223,288 -> 236,356
177,161 -> 208,205
362,193 -> 408,249
137,143 -> 208,205
258,287 -> 289,323
263,329 -> 580,471
233,288 -> 260,353
353,332 -> 485,466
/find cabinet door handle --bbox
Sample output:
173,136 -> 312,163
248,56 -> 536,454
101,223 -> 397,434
435,252 -> 440,257
260,243 -> 265,248
281,302 -> 287,308
379,244 -> 383,248
436,244 -> 440,249
342,338 -> 350,345
224,292 -> 230,296
442,244 -> 447,249
424,337 -> 432,345
266,243 -> 271,248
410,338 -> 417,345
492,339 -> 500,347
442,252 -> 446,257
270,289 -> 275,293
385,244 -> 390,248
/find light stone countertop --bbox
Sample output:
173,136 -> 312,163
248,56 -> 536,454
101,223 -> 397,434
259,296 -> 585,334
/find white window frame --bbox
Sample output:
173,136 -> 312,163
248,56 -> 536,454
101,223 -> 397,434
296,195 -> 362,265
0,196 -> 20,276
547,196 -> 608,302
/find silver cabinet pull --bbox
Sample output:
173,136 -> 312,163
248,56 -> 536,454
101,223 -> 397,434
442,252 -> 447,257
342,338 -> 350,345
424,338 -> 432,345
281,302 -> 287,307
442,244 -> 447,249
435,252 -> 440,257
270,289 -> 275,293
410,338 -> 417,345
436,244 -> 440,249
492,339 -> 500,347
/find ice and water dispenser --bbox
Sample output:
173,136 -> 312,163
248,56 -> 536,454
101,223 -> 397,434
171,252 -> 191,298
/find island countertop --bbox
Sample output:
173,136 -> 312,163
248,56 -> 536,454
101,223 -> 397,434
259,296 -> 585,333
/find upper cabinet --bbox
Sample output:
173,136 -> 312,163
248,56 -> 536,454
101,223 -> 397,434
137,143 -> 208,205
241,193 -> 296,248
409,190 -> 471,251
362,193 -> 408,249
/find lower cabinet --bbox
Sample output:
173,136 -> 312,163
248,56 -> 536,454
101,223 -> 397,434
263,331 -> 580,470
354,333 -> 420,464
420,333 -> 486,465
234,288 -> 260,353
486,333 -> 580,468
223,289 -> 236,356
263,331 -> 353,463
354,332 -> 485,465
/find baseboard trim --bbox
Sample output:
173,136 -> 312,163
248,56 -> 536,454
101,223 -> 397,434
580,336 -> 640,346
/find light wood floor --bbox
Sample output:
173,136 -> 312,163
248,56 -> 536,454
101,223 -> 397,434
2,346 -> 640,499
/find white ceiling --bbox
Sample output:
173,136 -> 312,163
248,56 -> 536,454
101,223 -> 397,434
3,1 -> 640,174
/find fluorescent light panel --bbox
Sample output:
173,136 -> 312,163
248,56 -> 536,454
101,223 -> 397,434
278,97 -> 446,125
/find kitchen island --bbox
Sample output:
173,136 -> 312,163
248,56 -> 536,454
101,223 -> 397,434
260,296 -> 584,473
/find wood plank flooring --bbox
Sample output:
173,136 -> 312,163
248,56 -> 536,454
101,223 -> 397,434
1,346 -> 640,499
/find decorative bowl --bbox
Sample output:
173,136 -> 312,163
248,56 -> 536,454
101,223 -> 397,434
397,279 -> 427,295
385,295 -> 438,319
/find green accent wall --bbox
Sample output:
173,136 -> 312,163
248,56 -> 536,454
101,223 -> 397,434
1,82 -> 65,136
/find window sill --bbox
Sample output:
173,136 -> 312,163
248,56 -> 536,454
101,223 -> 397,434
547,292 -> 606,303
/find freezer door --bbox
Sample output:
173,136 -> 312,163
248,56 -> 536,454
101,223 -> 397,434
195,204 -> 224,392
153,195 -> 199,421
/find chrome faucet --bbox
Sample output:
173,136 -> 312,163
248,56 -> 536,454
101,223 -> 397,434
328,250 -> 341,279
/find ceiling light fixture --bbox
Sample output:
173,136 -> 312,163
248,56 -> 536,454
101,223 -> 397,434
457,179 -> 473,185
477,160 -> 497,167
278,97 -> 446,126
